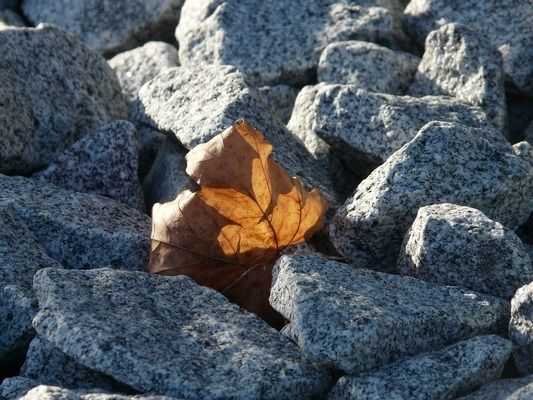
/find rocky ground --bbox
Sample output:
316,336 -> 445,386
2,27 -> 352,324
0,0 -> 532,399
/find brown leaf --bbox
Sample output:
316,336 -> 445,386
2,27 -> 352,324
149,119 -> 327,325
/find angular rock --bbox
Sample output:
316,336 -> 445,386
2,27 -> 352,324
458,375 -> 533,400
398,203 -> 533,299
329,335 -> 512,400
177,0 -> 399,86
0,175 -> 150,271
330,121 -> 533,271
0,208 -> 61,366
142,137 -> 194,211
32,268 -> 331,399
514,141 -> 533,163
318,40 -> 419,94
256,85 -> 299,124
33,121 -> 144,211
108,41 -> 180,112
409,23 -> 507,132
138,64 -> 335,200
270,255 -> 509,374
510,282 -> 533,375
0,9 -> 25,28
402,0 -> 533,95
22,1 -> 184,55
0,25 -> 127,174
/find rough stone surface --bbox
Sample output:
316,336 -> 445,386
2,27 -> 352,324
257,85 -> 299,124
330,121 -> 533,271
513,141 -> 533,164
22,0 -> 184,55
510,282 -> 533,375
0,174 -> 150,271
32,268 -> 331,399
0,25 -> 127,174
142,137 -> 194,210
33,121 -> 144,211
409,23 -> 507,132
177,0 -> 399,86
270,255 -> 509,374
329,335 -> 512,400
402,0 -> 533,96
0,208 -> 62,366
398,203 -> 533,299
458,375 -> 533,400
0,9 -> 25,28
138,64 -> 335,200
318,40 -> 419,94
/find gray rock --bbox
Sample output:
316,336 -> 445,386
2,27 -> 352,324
142,137 -> 194,211
330,121 -> 533,271
398,203 -> 533,299
33,121 -> 144,211
22,0 -> 184,55
0,25 -> 127,174
270,255 -> 509,374
402,0 -> 533,96
256,85 -> 299,124
329,335 -> 512,400
318,40 -> 419,94
137,125 -> 167,180
458,375 -> 533,400
0,174 -> 150,271
138,64 -> 335,200
510,282 -> 533,375
32,268 -> 332,399
0,0 -> 17,9
513,141 -> 533,163
108,41 -> 180,116
177,0 -> 399,86
0,208 -> 61,366
0,9 -> 25,28
409,23 -> 507,132
289,84 -> 496,178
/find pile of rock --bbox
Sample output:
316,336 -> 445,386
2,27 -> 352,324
0,0 -> 532,399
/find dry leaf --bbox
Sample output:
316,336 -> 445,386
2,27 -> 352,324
149,119 -> 327,326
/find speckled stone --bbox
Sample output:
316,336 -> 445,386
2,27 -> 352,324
0,208 -> 61,366
270,255 -> 509,374
330,121 -> 533,271
257,85 -> 299,124
458,375 -> 533,400
0,175 -> 150,271
289,84 -> 496,178
409,23 -> 507,132
510,282 -> 533,375
33,121 -> 144,211
514,141 -> 533,164
398,203 -> 533,299
402,0 -> 533,96
108,41 -> 179,116
22,0 -> 184,55
0,25 -> 127,174
318,40 -> 419,94
142,137 -> 194,211
329,335 -> 512,400
177,0 -> 399,86
0,9 -> 25,28
32,268 -> 332,399
138,64 -> 335,200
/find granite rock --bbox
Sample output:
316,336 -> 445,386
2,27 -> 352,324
398,203 -> 533,299
177,0 -> 399,86
0,9 -> 25,28
513,141 -> 533,163
32,268 -> 331,399
329,335 -> 512,400
0,25 -> 127,174
138,64 -> 335,200
330,121 -> 533,271
318,40 -> 419,94
402,0 -> 533,96
458,375 -> 533,400
22,0 -> 184,55
0,175 -> 150,271
510,282 -> 533,375
409,23 -> 507,132
270,255 -> 509,374
256,85 -> 299,124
